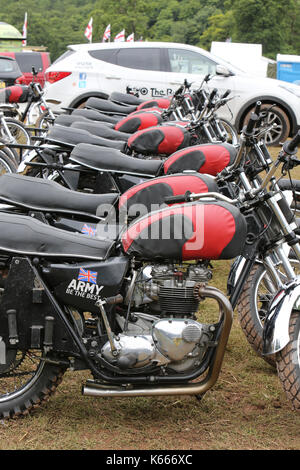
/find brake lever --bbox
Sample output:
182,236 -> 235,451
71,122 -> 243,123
282,156 -> 300,172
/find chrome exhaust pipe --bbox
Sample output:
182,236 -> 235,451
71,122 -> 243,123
82,285 -> 233,399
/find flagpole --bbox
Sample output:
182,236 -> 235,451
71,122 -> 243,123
22,12 -> 27,47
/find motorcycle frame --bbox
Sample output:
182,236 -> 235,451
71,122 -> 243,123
0,253 -> 234,394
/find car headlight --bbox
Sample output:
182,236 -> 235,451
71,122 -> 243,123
279,83 -> 300,98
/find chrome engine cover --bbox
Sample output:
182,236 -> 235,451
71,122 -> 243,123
101,313 -> 212,372
101,263 -> 214,372
101,333 -> 169,369
153,318 -> 203,361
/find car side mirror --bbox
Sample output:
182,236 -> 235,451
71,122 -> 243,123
216,64 -> 233,77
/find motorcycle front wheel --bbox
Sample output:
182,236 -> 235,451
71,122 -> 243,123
0,118 -> 31,147
216,118 -> 239,145
276,311 -> 300,410
35,110 -> 55,134
237,259 -> 300,368
0,149 -> 17,174
237,263 -> 276,367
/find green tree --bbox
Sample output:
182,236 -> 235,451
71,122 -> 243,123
231,0 -> 298,58
1,0 -> 300,62
93,0 -> 151,42
199,10 -> 234,50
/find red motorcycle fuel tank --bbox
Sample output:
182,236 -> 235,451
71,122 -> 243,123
137,98 -> 171,110
119,173 -> 218,215
0,85 -> 29,103
122,201 -> 247,261
163,143 -> 237,176
127,124 -> 190,155
115,111 -> 163,133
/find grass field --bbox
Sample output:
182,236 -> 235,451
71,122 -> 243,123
0,146 -> 299,450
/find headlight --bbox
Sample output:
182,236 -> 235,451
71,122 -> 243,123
279,83 -> 300,98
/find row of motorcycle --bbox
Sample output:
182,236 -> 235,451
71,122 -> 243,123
0,75 -> 298,419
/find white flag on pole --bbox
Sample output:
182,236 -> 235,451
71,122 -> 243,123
22,12 -> 27,47
84,17 -> 93,43
103,24 -> 111,42
114,29 -> 125,42
126,33 -> 134,42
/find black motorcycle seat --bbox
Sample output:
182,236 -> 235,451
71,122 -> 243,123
70,121 -> 130,141
0,212 -> 115,260
70,143 -> 162,177
278,179 -> 300,192
110,91 -> 143,106
86,97 -> 137,115
0,174 -> 119,218
46,125 -> 126,152
71,108 -> 119,124
55,114 -> 115,129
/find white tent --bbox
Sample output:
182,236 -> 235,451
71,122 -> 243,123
210,41 -> 275,77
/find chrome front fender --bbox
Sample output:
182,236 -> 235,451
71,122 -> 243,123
263,279 -> 300,355
17,149 -> 39,173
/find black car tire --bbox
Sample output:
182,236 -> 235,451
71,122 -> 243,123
243,104 -> 290,146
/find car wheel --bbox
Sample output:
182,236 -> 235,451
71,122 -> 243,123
75,92 -> 109,109
243,104 -> 290,146
77,101 -> 87,109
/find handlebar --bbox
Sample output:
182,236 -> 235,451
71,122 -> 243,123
164,191 -> 191,204
282,130 -> 300,155
174,85 -> 184,97
222,89 -> 231,99
165,191 -> 237,205
244,112 -> 260,136
254,101 -> 262,115
208,88 -> 218,103
183,79 -> 192,89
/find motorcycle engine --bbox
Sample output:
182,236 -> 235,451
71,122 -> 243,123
101,263 -> 215,373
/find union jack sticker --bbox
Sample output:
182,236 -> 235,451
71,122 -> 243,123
78,268 -> 98,284
81,224 -> 96,237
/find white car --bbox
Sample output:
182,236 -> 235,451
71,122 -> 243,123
44,41 -> 300,145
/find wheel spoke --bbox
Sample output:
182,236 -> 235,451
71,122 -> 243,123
0,350 -> 43,399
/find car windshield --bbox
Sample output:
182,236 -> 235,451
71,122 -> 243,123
14,53 -> 43,73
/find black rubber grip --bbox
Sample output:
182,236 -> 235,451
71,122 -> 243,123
284,130 -> 300,154
174,85 -> 184,96
209,88 -> 218,102
245,112 -> 259,134
222,89 -> 231,99
254,101 -> 262,115
184,79 -> 192,88
165,191 -> 191,204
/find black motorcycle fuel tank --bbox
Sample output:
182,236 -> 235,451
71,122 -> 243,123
42,256 -> 129,314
